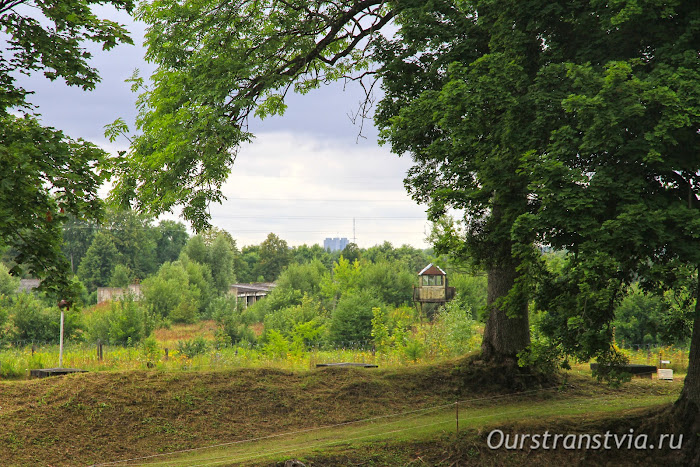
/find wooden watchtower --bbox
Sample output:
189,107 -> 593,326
413,263 -> 455,313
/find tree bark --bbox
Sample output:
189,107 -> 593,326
481,261 -> 531,361
671,270 -> 700,461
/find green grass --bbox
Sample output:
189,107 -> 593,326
0,354 -> 686,466
136,390 -> 679,466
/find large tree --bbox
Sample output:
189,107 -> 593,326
517,1 -> 700,456
0,0 -> 134,296
114,0 -> 543,361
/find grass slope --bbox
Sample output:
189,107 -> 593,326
0,357 -> 683,466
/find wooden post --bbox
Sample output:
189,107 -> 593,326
97,340 -> 103,361
455,401 -> 459,434
32,344 -> 36,356
164,348 -> 169,361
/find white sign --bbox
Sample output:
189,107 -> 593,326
657,369 -> 673,381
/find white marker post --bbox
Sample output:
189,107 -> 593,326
57,300 -> 69,369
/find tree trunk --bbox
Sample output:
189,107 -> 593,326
481,261 -> 531,361
671,270 -> 700,461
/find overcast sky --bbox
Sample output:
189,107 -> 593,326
19,7 -> 431,249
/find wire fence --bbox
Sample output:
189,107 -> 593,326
0,338 -> 691,379
88,384 -> 679,467
90,386 -> 564,467
0,338 -> 435,378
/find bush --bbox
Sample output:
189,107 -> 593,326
86,295 -> 151,346
0,263 -> 19,296
177,336 -> 208,358
141,261 -> 202,322
7,293 -> 83,344
449,273 -> 487,321
263,294 -> 324,337
213,296 -> 256,346
328,290 -> 385,346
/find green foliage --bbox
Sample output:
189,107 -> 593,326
517,336 -> 565,376
371,307 -> 390,353
358,262 -> 414,308
1,115 -> 109,297
320,256 -> 361,308
180,232 -> 235,296
177,336 -> 209,359
340,243 -> 361,263
5,293 -> 82,344
61,216 -> 97,274
109,264 -> 133,288
263,329 -> 289,359
329,290 -> 385,345
449,273 -> 487,321
248,260 -> 327,322
520,1 -> 700,371
403,338 -> 425,363
179,254 -> 215,317
0,297 -> 8,342
141,335 -> 160,362
264,295 -> 320,334
275,260 -> 326,299
78,231 -> 121,292
0,0 -> 133,296
181,235 -> 208,265
237,245 -> 261,283
108,296 -> 149,346
141,261 -> 201,323
431,302 -> 477,356
155,220 -> 189,265
258,233 -> 290,282
104,209 -> 160,279
113,0 -> 389,230
613,288 -> 666,347
87,295 -> 151,346
208,234 -> 236,294
212,296 -> 256,346
0,263 -> 19,297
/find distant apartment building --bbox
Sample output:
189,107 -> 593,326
323,237 -> 349,252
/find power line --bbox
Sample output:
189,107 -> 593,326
223,197 -> 416,202
213,215 -> 426,220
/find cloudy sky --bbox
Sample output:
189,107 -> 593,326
19,6 -> 431,249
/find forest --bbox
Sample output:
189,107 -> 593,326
0,206 -> 690,378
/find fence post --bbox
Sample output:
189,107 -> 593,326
97,339 -> 103,361
455,401 -> 459,434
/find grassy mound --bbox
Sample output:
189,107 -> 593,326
0,357 -> 681,466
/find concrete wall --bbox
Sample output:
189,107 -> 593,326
97,284 -> 142,304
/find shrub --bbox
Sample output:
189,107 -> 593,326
177,336 -> 208,358
328,290 -> 385,346
403,338 -> 425,362
213,296 -> 256,346
87,295 -> 151,346
7,293 -> 82,344
0,263 -> 19,296
141,261 -> 202,322
263,294 -> 324,337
